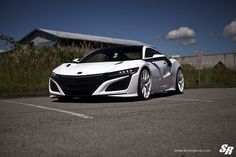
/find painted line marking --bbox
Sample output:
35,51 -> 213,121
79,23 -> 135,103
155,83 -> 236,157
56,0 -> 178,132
158,98 -> 213,103
4,100 -> 93,119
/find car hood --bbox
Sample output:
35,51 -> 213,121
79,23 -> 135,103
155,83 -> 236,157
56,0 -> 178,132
53,61 -> 143,76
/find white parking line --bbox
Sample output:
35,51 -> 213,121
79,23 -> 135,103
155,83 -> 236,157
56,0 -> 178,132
4,100 -> 93,119
159,98 -> 213,103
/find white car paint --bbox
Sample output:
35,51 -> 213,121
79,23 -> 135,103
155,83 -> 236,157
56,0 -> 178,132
49,45 -> 184,99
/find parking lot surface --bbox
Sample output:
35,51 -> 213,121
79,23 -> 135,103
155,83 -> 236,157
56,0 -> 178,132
0,88 -> 236,157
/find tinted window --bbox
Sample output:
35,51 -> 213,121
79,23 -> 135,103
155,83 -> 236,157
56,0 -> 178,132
145,48 -> 160,58
80,46 -> 143,63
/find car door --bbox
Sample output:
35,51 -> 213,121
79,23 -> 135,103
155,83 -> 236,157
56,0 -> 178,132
144,48 -> 172,91
152,56 -> 172,90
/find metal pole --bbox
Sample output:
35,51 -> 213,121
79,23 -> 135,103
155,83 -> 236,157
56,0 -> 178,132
198,70 -> 201,87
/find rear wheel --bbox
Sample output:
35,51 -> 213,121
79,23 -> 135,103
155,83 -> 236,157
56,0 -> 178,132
176,68 -> 184,93
138,68 -> 152,100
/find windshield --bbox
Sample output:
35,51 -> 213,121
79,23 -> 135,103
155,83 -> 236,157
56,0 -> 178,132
79,46 -> 143,63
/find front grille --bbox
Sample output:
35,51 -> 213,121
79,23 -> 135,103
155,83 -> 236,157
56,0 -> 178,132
51,74 -> 106,96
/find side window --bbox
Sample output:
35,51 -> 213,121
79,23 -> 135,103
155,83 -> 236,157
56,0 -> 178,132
145,48 -> 160,58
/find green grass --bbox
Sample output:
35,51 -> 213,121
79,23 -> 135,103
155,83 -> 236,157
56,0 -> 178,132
0,45 -> 90,93
182,64 -> 236,88
0,46 -> 236,94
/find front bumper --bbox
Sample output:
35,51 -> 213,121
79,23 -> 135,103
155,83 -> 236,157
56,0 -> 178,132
49,72 -> 139,97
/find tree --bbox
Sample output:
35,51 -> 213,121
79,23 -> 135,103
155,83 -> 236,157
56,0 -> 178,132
0,34 -> 16,45
0,34 -> 20,51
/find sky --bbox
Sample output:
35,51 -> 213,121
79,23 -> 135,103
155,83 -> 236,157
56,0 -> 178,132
0,0 -> 236,56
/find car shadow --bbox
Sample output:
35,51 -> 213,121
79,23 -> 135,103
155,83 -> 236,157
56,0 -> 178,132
51,92 -> 177,103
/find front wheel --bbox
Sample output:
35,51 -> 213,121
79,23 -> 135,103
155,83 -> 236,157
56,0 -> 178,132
175,68 -> 184,94
138,68 -> 152,100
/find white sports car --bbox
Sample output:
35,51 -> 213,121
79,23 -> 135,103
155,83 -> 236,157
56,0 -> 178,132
49,46 -> 184,100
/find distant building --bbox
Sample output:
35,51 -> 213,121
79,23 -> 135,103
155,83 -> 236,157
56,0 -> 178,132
173,52 -> 236,69
213,61 -> 227,69
19,28 -> 147,48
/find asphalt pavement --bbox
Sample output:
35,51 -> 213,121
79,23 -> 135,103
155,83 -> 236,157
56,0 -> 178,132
0,88 -> 236,157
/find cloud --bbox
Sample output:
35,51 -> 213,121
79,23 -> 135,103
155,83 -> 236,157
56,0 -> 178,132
181,38 -> 197,46
166,27 -> 196,39
166,27 -> 197,46
223,20 -> 236,42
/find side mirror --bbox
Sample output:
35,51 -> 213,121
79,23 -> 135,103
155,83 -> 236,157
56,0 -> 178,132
73,58 -> 80,63
152,54 -> 165,58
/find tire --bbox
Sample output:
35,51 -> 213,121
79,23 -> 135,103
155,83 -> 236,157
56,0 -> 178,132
138,68 -> 152,100
175,68 -> 184,94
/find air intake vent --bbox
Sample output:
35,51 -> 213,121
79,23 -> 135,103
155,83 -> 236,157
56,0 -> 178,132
50,80 -> 59,92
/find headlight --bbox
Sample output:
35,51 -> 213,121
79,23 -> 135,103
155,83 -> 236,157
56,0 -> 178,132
108,67 -> 139,77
